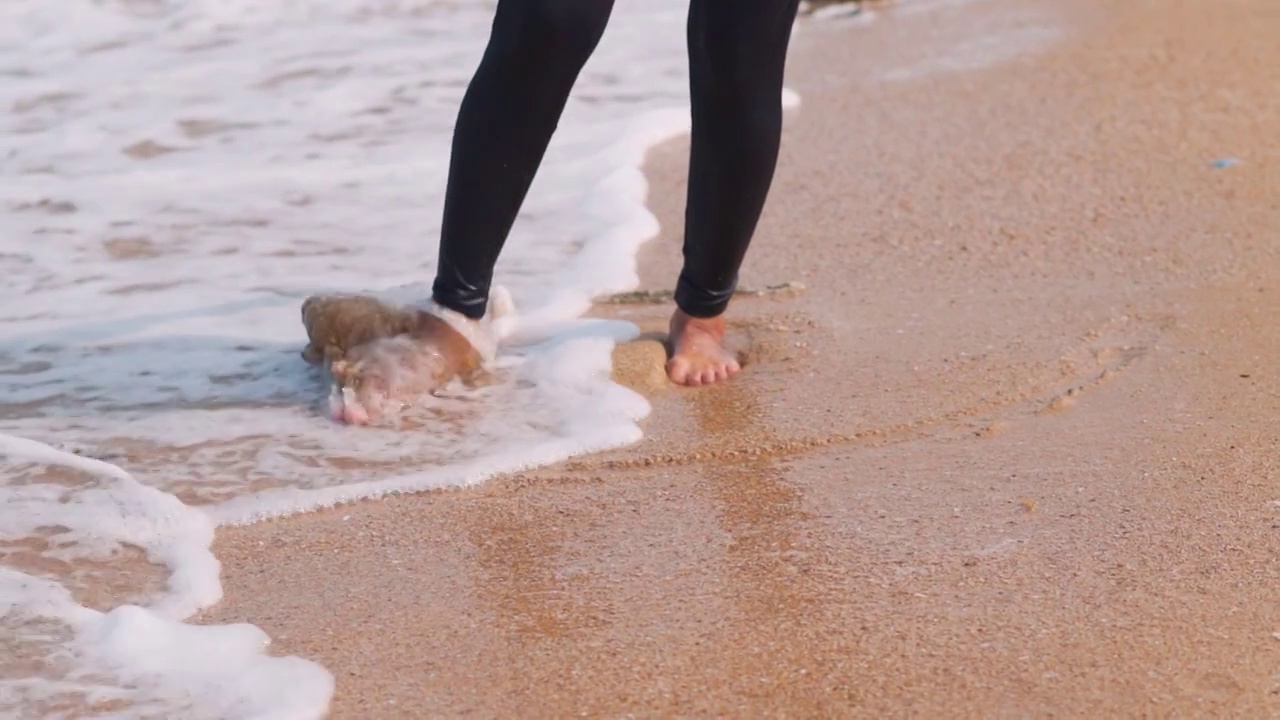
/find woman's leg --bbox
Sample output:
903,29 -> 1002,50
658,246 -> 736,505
677,0 -> 800,319
432,0 -> 616,320
668,0 -> 801,385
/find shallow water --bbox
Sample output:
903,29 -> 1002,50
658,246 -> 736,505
1,0 -> 701,714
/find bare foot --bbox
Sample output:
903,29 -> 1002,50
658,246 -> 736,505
666,309 -> 741,386
303,299 -> 481,425
300,287 -> 518,425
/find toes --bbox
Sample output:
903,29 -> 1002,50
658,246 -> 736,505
667,359 -> 704,387
667,354 -> 743,386
698,364 -> 728,385
714,361 -> 740,383
666,361 -> 733,386
666,358 -> 689,385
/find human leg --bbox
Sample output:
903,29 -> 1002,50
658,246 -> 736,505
668,0 -> 801,385
432,0 -> 616,320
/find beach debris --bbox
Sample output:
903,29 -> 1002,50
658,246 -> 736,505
1210,157 -> 1240,169
1042,387 -> 1079,413
599,281 -> 806,305
975,420 -> 1009,439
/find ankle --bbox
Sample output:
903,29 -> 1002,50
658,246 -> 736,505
671,308 -> 726,335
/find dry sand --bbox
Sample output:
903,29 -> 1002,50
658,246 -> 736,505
202,0 -> 1280,716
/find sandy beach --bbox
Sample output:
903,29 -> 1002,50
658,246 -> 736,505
202,0 -> 1279,716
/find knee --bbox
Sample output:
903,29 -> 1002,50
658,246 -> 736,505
496,0 -> 613,68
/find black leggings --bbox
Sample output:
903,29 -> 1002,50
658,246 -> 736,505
432,0 -> 801,320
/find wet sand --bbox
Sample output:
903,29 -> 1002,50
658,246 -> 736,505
202,0 -> 1280,716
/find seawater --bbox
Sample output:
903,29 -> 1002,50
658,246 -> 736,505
0,0 -> 807,716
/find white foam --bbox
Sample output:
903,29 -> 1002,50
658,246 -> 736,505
1,0 -> 808,715
0,435 -> 333,719
209,325 -> 650,525
406,283 -> 517,365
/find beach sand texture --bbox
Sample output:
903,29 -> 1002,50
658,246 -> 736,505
202,0 -> 1279,716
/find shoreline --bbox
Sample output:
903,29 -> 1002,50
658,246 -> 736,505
202,0 -> 1280,717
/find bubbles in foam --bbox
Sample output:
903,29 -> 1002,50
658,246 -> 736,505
0,434 -> 333,719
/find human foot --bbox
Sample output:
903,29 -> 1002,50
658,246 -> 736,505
666,309 -> 741,386
327,317 -> 480,425
300,287 -> 517,425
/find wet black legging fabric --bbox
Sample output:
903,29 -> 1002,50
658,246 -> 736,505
432,0 -> 801,320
